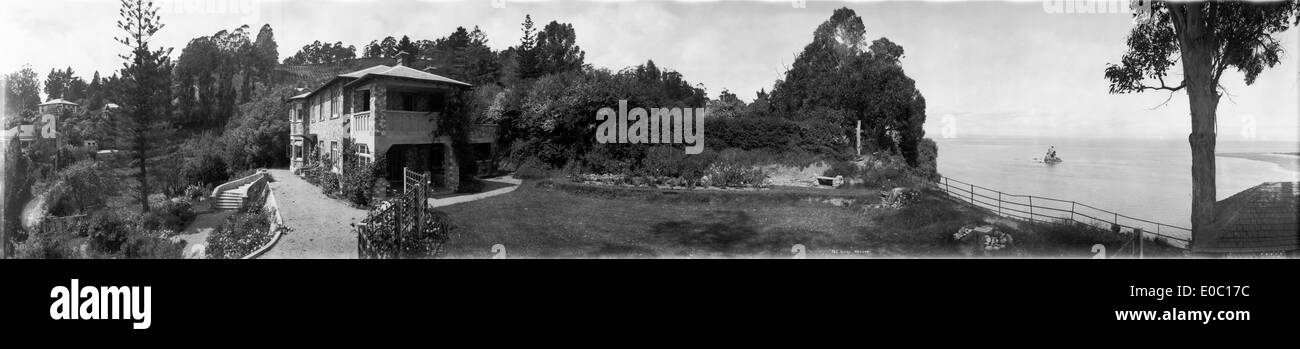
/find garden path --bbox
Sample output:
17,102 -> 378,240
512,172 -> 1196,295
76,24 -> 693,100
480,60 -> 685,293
257,169 -> 368,259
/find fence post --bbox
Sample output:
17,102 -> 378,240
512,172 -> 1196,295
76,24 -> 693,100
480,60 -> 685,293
970,183 -> 975,203
1070,201 -> 1076,222
997,192 -> 1002,216
1028,196 -> 1034,222
1135,228 -> 1144,259
944,177 -> 949,194
395,196 -> 404,259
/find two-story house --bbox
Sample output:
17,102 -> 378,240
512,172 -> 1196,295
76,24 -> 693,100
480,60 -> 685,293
288,57 -> 497,191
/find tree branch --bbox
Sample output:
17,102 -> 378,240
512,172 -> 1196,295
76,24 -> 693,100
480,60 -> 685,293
1148,90 -> 1178,110
1138,75 -> 1186,92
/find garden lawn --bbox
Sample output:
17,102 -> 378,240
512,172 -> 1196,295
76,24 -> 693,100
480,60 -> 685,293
439,182 -> 974,258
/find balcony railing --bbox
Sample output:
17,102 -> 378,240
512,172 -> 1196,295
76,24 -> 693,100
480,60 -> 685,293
352,111 -> 373,133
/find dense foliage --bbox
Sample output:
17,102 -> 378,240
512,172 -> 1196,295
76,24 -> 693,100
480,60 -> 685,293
14,210 -> 186,259
283,40 -> 356,65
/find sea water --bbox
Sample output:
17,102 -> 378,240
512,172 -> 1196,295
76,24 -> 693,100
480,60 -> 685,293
933,136 -> 1300,240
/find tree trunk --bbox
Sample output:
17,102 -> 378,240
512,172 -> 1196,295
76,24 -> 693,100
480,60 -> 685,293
140,140 -> 150,213
1187,79 -> 1218,250
1175,3 -> 1220,250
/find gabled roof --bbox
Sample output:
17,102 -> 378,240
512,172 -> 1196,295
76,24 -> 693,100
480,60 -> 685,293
298,64 -> 471,101
1195,182 -> 1300,253
339,65 -> 393,79
343,65 -> 471,88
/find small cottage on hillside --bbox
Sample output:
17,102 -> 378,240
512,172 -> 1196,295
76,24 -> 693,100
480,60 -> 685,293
1193,181 -> 1300,258
288,56 -> 496,190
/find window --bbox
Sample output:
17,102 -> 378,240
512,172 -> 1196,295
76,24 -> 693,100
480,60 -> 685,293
358,90 -> 371,112
324,92 -> 334,119
331,141 -> 340,168
332,89 -> 342,118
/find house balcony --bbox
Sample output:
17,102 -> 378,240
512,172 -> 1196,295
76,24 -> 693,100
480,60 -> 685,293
290,122 -> 309,136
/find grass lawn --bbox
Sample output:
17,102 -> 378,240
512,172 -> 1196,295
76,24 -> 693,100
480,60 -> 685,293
438,180 -> 1186,258
439,181 -> 984,258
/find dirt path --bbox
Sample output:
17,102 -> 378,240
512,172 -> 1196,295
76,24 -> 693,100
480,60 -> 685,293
429,176 -> 521,208
258,169 -> 368,259
174,209 -> 234,259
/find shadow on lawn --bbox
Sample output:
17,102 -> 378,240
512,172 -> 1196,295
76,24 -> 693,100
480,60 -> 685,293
650,211 -> 838,256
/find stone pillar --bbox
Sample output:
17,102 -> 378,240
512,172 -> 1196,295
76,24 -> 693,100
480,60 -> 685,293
442,141 -> 459,191
373,85 -> 387,137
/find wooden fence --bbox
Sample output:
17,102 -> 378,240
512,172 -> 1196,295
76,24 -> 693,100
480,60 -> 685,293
937,176 -> 1191,250
354,168 -> 452,259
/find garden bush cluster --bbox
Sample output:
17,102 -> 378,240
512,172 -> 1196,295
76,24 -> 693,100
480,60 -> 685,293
561,146 -> 771,189
299,139 -> 385,208
15,210 -> 187,259
143,197 -> 197,232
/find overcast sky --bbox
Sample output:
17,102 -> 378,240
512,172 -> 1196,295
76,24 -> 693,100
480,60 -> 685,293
1,0 -> 1296,141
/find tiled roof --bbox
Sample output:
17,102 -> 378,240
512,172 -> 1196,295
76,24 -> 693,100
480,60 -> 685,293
343,64 -> 471,87
297,64 -> 471,101
1195,182 -> 1300,253
338,65 -> 393,79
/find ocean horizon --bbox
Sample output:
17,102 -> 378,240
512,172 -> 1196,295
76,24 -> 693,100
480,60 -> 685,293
933,136 -> 1300,240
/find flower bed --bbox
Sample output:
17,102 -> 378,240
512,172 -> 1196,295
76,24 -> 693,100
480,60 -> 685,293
569,170 -> 769,190
205,209 -> 273,259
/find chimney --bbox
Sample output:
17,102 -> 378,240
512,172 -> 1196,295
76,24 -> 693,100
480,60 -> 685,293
395,51 -> 409,66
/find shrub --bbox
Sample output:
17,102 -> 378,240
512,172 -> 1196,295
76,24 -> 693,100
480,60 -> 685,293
182,152 -> 230,187
915,137 -> 939,181
514,159 -> 552,180
14,234 -> 80,259
86,212 -> 131,255
342,166 -> 374,207
144,198 -> 197,232
184,185 -> 207,200
580,144 -> 637,175
856,153 -> 931,190
639,146 -> 686,178
55,160 -> 117,214
122,232 -> 186,259
824,161 -> 860,178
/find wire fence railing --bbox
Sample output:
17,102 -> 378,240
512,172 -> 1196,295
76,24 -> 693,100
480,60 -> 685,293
936,176 -> 1191,249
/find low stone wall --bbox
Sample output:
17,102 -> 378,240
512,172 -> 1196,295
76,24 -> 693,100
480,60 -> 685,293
210,170 -> 268,199
243,175 -> 286,260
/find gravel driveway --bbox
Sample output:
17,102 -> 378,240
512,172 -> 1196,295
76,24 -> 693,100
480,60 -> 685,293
258,169 -> 368,259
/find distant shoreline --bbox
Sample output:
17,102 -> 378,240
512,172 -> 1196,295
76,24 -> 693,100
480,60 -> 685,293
1218,152 -> 1300,172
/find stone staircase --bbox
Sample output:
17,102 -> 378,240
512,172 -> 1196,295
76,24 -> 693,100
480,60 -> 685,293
214,183 -> 254,211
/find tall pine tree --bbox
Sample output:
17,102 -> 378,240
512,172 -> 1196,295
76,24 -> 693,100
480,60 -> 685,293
114,0 -> 175,212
